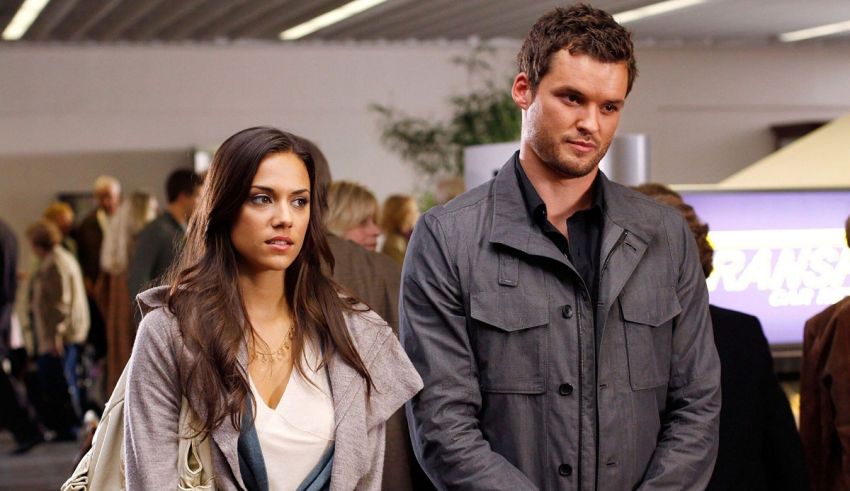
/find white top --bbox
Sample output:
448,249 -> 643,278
249,341 -> 334,491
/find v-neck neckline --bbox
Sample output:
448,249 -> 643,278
249,367 -> 296,412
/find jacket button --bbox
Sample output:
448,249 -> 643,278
558,383 -> 573,396
558,464 -> 573,477
561,305 -> 574,319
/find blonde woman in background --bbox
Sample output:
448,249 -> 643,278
326,180 -> 382,251
99,190 -> 157,392
380,195 -> 419,265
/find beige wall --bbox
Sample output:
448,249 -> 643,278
1,42 -> 849,252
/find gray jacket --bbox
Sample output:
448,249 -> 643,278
124,286 -> 423,491
400,161 -> 721,490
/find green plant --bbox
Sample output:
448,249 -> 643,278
371,45 -> 520,178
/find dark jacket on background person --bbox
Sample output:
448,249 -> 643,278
73,209 -> 104,286
327,234 -> 401,336
707,305 -> 807,491
127,211 -> 184,312
327,233 -> 433,491
801,297 -> 850,491
0,219 -> 18,357
401,157 -> 721,491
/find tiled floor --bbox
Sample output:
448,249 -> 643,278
0,433 -> 79,490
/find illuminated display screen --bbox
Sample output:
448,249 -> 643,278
679,190 -> 850,346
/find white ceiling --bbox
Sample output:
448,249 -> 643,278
1,0 -> 849,45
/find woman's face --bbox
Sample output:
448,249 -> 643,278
230,152 -> 311,275
344,216 -> 381,251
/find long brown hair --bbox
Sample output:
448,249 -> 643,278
165,126 -> 372,434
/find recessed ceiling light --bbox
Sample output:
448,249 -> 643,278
2,0 -> 50,41
613,0 -> 708,24
779,20 -> 850,43
280,0 -> 387,41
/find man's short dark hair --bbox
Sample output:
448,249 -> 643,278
165,169 -> 202,203
518,3 -> 638,95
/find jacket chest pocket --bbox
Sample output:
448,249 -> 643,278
620,287 -> 681,391
470,292 -> 548,394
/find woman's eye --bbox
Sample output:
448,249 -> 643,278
250,194 -> 272,205
292,197 -> 309,208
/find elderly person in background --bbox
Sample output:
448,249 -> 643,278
380,195 -> 419,265
43,202 -> 78,258
73,176 -> 121,296
27,219 -> 89,439
326,180 -> 382,251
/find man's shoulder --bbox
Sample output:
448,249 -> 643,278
420,180 -> 493,233
604,180 -> 693,246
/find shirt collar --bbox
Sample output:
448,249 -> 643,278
513,151 -> 605,225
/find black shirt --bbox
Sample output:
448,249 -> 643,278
514,154 -> 605,305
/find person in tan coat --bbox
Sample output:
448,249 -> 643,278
27,219 -> 90,436
800,214 -> 850,491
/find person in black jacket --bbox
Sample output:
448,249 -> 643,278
635,184 -> 808,491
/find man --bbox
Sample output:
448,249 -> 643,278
73,175 -> 121,295
128,168 -> 201,309
800,214 -> 850,491
400,5 -> 721,490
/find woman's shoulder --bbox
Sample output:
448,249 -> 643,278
134,286 -> 181,354
342,306 -> 394,353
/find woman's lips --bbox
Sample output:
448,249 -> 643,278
265,237 -> 293,251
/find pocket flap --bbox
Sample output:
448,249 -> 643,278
620,287 -> 682,327
471,292 -> 548,331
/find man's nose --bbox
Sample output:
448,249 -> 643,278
576,106 -> 600,135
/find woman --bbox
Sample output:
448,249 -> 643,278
27,219 -> 89,438
99,190 -> 157,392
379,195 -> 419,264
325,181 -> 381,251
124,127 -> 422,490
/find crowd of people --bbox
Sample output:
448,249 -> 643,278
0,3 -> 848,491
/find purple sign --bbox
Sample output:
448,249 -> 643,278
680,190 -> 850,346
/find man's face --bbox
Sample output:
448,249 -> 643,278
514,50 -> 629,178
95,185 -> 120,215
180,187 -> 201,220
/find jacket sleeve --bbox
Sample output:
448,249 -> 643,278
400,214 -> 538,490
123,308 -> 182,490
637,217 -> 722,490
826,309 -> 850,488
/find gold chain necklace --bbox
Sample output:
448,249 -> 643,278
252,322 -> 295,363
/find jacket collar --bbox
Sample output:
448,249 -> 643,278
135,288 -> 416,491
489,155 -> 657,258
